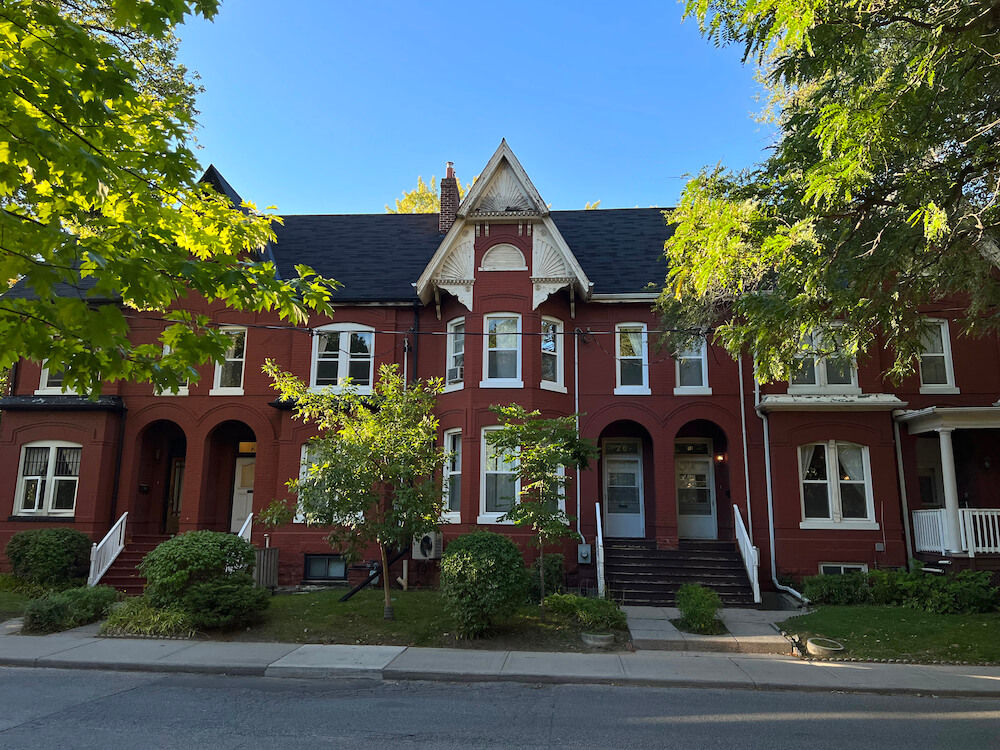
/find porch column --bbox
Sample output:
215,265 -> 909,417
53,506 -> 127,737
937,428 -> 964,553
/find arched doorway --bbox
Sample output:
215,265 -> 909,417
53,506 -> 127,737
675,419 -> 729,540
135,420 -> 187,535
203,420 -> 257,533
598,420 -> 654,538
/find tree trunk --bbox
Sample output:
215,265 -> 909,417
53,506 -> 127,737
380,543 -> 394,620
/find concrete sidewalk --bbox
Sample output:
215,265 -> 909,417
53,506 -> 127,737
1,623 -> 1000,696
624,606 -> 794,654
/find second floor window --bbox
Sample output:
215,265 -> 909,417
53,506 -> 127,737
541,317 -> 563,388
675,337 -> 709,393
615,323 -> 649,395
446,318 -> 465,386
36,360 -> 76,394
312,324 -> 375,391
919,319 -> 957,391
789,330 -> 858,393
212,328 -> 246,393
482,313 -> 521,386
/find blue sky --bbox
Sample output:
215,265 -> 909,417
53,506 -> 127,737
178,1 -> 772,215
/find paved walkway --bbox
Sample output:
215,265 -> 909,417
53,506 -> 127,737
1,620 -> 1000,696
624,606 -> 794,654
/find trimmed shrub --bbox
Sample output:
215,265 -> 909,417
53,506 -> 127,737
543,593 -> 627,632
0,573 -> 51,599
22,585 -> 118,634
101,596 -> 195,639
181,574 -> 270,630
676,583 -> 721,633
440,531 -> 526,638
802,568 -> 998,614
6,528 -> 92,586
528,553 -> 565,603
139,530 -> 255,607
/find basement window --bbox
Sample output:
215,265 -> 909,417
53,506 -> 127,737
303,554 -> 347,582
819,563 -> 868,576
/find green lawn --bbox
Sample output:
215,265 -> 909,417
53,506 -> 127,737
0,590 -> 31,622
217,588 -> 629,652
780,606 -> 1000,663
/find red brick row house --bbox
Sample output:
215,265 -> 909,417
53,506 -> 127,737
2,141 -> 999,600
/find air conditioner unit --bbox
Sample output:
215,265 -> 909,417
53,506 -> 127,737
446,366 -> 464,384
412,531 -> 443,560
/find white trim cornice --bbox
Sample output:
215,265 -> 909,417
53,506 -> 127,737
894,405 -> 1000,434
757,393 -> 906,413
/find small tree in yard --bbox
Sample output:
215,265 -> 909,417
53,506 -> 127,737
263,362 -> 446,620
487,405 -> 598,602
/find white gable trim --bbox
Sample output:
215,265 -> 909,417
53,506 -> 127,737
458,139 -> 548,219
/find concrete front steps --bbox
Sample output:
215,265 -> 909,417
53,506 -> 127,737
605,538 -> 756,607
98,535 -> 168,596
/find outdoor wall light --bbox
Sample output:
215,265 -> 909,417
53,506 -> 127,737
714,453 -> 727,463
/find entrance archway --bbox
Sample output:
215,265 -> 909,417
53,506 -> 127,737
675,419 -> 730,540
597,420 -> 654,539
203,420 -> 257,533
135,420 -> 187,535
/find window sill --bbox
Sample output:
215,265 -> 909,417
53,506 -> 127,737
919,385 -> 960,395
8,514 -> 76,522
799,520 -> 880,531
787,385 -> 862,396
540,381 -> 568,393
33,389 -> 77,396
307,385 -> 372,396
673,386 -> 712,396
614,386 -> 651,396
440,512 -> 461,524
155,388 -> 189,397
477,513 -> 514,525
479,379 -> 524,389
209,387 -> 244,397
442,382 -> 464,394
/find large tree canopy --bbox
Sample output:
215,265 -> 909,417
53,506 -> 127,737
658,1 -> 1000,381
0,1 -> 336,394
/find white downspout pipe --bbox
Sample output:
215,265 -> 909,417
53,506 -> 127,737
755,377 -> 806,602
574,327 -> 582,538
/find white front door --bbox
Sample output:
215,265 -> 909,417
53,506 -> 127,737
230,457 -> 255,533
676,452 -> 717,539
603,439 -> 645,538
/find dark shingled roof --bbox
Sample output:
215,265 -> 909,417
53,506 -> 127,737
271,208 -> 673,301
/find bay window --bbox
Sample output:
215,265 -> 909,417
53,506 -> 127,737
541,317 -> 565,391
15,442 -> 82,516
442,429 -> 462,521
445,318 -> 465,389
481,313 -> 522,387
798,441 -> 877,528
480,427 -> 518,523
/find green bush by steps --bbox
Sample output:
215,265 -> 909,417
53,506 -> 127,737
6,528 -> 91,586
676,583 -> 722,634
22,586 -> 119,634
440,531 -> 526,638
543,593 -> 627,632
802,567 -> 998,614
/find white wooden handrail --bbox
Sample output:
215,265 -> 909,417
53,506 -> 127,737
237,512 -> 253,543
961,509 -> 1000,557
88,512 -> 128,587
733,504 -> 761,604
595,502 -> 606,599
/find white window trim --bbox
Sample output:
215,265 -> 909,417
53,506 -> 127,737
919,318 -> 960,394
540,316 -> 567,393
155,344 -> 189,396
674,337 -> 712,395
479,427 -> 518,524
209,327 -> 247,396
14,440 -> 82,517
788,329 -> 861,395
480,313 -> 523,389
614,322 -> 650,395
443,317 -> 465,393
35,360 -> 76,395
442,428 -> 462,524
797,440 -> 879,530
294,443 -> 316,524
819,562 -> 869,575
309,323 -> 375,395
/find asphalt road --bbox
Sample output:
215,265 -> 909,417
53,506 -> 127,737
1,667 -> 998,749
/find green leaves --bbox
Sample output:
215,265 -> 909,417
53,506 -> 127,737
0,1 -> 338,394
662,1 -> 1000,380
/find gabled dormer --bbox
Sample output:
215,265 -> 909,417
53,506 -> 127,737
415,140 -> 592,317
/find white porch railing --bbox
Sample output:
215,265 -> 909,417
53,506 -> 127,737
237,512 -> 253,543
733,504 -> 761,604
87,512 -> 128,587
961,509 -> 1000,557
913,509 -> 947,555
595,502 -> 606,599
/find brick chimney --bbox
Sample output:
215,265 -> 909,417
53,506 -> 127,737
439,161 -> 459,234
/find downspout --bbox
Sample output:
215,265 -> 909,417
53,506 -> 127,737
737,356 -> 753,534
574,326 -> 582,538
893,417 -> 915,567
755,377 -> 805,602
